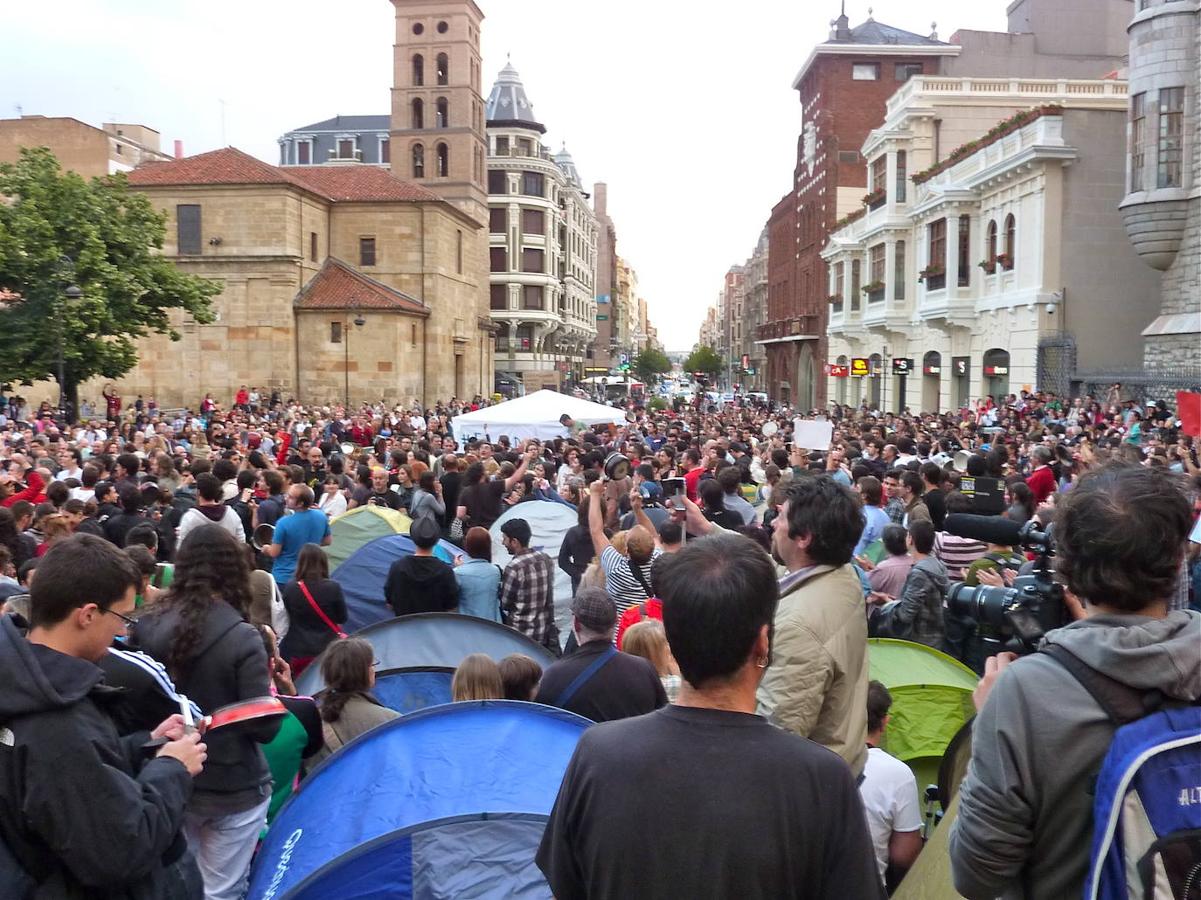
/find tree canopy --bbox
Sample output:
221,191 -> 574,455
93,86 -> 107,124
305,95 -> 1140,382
684,345 -> 723,378
0,147 -> 220,417
631,347 -> 671,384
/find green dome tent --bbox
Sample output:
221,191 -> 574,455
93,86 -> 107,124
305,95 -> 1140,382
324,505 -> 412,571
867,638 -> 977,794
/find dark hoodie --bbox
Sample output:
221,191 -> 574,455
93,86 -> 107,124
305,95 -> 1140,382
384,555 -> 459,617
0,616 -> 199,899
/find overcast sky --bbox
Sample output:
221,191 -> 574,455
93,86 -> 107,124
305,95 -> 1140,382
6,0 -> 1007,351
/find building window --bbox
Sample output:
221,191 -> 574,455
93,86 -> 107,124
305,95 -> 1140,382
380,138 -> 390,165
1157,87 -> 1184,188
516,325 -> 533,351
490,247 -> 507,272
521,248 -> 544,273
894,240 -> 905,300
986,219 -> 997,268
435,97 -> 448,128
436,20 -> 448,33
412,54 -> 424,86
870,154 -> 887,193
850,259 -> 861,311
495,136 -> 509,155
411,323 -> 417,347
517,138 -> 533,156
330,321 -> 343,344
490,284 -> 508,310
487,170 -> 507,193
177,204 -> 201,255
338,139 -> 355,159
436,142 -> 449,177
310,231 -> 318,262
521,171 -> 545,197
852,63 -> 880,81
359,237 -> 377,267
521,208 -> 545,236
869,243 -> 885,287
436,53 -> 448,86
495,330 -> 509,352
522,285 -> 544,310
297,141 -> 311,165
489,207 -> 506,232
412,143 -> 425,178
456,230 -> 463,274
928,218 -> 946,268
1003,214 -> 1015,269
958,215 -> 971,286
895,150 -> 906,202
412,99 -> 424,130
895,63 -> 922,82
832,261 -> 845,307
1130,92 -> 1145,191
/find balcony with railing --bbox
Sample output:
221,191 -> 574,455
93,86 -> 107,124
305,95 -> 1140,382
885,75 -> 1127,121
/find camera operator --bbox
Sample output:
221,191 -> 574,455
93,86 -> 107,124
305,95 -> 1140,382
948,464 -> 1200,900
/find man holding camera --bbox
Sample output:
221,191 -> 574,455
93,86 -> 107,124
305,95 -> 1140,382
948,464 -> 1201,899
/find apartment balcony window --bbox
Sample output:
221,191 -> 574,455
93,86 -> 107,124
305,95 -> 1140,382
522,285 -> 544,310
516,325 -> 533,351
489,247 -> 507,273
1130,93 -> 1145,191
521,248 -> 544,273
487,169 -> 507,194
489,207 -> 506,233
521,171 -> 545,198
495,136 -> 509,155
1157,87 -> 1184,189
895,150 -> 907,203
894,240 -> 906,300
521,208 -> 545,237
1002,214 -> 1015,270
957,215 -> 971,287
490,284 -> 508,310
850,259 -> 861,312
337,139 -> 355,160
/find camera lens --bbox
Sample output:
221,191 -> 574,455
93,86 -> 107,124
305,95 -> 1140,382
946,582 -> 1017,629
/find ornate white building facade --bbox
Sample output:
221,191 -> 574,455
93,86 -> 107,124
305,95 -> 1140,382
485,62 -> 597,388
823,76 -> 1160,412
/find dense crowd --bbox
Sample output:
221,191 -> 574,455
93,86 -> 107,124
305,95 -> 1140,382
0,381 -> 1197,899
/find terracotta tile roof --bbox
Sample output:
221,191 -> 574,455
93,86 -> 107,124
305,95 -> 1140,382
128,147 -> 440,203
294,258 -> 429,315
287,165 -> 441,202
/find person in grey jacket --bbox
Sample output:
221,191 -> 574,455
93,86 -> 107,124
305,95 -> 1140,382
949,464 -> 1201,900
868,520 -> 948,649
407,470 -> 446,525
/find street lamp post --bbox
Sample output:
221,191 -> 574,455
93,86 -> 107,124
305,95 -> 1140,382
343,309 -> 366,411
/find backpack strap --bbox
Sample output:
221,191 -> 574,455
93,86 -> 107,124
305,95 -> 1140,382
629,561 -> 654,600
637,602 -> 647,620
1041,643 -> 1161,725
554,647 -> 617,708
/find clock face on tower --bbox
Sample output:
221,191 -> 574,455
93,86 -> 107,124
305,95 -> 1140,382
803,120 -> 817,176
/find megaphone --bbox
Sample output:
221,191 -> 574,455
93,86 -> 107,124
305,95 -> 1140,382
604,452 -> 631,481
251,523 -> 275,550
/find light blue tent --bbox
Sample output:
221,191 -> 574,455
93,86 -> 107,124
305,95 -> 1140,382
330,533 -> 460,633
293,612 -> 558,712
246,702 -> 589,900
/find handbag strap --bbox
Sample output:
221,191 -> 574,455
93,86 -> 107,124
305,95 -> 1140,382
298,581 -> 344,637
554,647 -> 617,707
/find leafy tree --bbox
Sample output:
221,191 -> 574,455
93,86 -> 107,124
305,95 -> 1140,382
684,345 -> 723,379
0,148 -> 220,420
632,347 -> 671,385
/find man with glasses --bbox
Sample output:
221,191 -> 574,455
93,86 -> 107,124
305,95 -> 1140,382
0,534 -> 207,897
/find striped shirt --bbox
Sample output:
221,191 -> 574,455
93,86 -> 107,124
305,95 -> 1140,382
601,545 -> 662,619
933,533 -> 988,580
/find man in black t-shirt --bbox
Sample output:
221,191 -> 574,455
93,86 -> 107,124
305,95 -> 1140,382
537,531 -> 883,900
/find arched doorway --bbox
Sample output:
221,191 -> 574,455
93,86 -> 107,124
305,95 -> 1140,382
867,353 -> 883,409
835,354 -> 849,407
797,343 -> 816,413
982,348 -> 1011,402
922,351 -> 942,412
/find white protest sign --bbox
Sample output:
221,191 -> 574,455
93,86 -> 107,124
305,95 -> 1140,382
792,418 -> 833,451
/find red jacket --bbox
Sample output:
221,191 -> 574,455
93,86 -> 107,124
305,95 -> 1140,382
1026,466 -> 1056,505
1,470 -> 46,508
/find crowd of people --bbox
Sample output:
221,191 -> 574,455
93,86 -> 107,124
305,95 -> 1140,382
0,381 -> 1197,899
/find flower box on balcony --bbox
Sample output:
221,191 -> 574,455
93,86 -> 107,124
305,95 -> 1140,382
978,259 -> 996,274
863,188 -> 886,211
995,252 -> 1014,271
827,294 -> 843,305
919,265 -> 945,291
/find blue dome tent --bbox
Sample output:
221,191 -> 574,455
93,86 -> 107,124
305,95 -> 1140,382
330,533 -> 460,633
247,702 -> 589,899
294,612 -> 558,712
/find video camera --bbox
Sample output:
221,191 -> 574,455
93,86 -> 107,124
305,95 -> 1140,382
942,514 -> 1066,655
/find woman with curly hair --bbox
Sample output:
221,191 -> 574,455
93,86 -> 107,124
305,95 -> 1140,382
132,524 -> 279,900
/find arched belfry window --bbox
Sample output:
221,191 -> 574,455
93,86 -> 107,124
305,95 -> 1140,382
436,143 -> 448,177
412,54 -> 424,86
411,98 -> 424,130
436,53 -> 448,86
412,143 -> 425,178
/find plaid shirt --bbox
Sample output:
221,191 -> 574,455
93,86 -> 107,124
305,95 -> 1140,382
884,496 -> 906,524
501,547 -> 557,649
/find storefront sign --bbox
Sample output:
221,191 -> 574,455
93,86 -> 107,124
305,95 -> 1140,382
891,358 -> 914,375
923,365 -> 942,375
828,364 -> 850,377
952,356 -> 970,377
985,365 -> 1009,376
851,358 -> 870,377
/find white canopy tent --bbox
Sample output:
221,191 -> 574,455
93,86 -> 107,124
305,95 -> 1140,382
451,390 -> 627,443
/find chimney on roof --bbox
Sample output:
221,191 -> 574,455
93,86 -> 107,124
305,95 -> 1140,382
174,140 -> 183,159
833,1 -> 851,41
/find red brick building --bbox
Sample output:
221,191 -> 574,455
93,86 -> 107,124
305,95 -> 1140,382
762,9 -> 957,409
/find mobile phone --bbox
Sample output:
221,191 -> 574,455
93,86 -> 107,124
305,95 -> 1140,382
662,477 -> 685,504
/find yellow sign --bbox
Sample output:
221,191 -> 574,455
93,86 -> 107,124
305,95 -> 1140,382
851,357 -> 870,377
